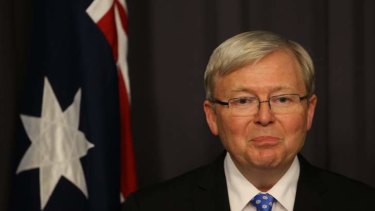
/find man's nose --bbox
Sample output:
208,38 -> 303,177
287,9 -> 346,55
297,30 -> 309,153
254,101 -> 275,126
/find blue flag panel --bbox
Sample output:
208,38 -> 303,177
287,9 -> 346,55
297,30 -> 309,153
12,0 -> 121,210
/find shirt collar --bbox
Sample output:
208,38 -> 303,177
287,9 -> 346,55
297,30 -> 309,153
268,156 -> 299,211
224,152 -> 300,211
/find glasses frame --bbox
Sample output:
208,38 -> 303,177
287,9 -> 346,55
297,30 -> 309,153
211,94 -> 309,115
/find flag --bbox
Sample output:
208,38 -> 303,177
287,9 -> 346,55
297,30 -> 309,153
12,0 -> 136,210
86,0 -> 137,200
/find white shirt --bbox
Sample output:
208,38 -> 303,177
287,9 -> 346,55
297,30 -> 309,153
224,153 -> 300,211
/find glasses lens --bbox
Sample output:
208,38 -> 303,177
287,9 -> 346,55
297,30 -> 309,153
270,94 -> 301,114
228,94 -> 304,116
229,97 -> 258,116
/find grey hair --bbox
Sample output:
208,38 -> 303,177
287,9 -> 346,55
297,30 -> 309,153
204,31 -> 315,101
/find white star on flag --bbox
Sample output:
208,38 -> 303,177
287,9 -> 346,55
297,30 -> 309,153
16,77 -> 94,210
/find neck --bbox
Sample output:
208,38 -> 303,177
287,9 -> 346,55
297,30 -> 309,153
234,160 -> 294,192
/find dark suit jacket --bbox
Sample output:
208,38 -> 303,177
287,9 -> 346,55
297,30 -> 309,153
124,153 -> 375,211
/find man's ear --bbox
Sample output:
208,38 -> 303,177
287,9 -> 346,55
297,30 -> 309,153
203,100 -> 219,135
306,94 -> 317,131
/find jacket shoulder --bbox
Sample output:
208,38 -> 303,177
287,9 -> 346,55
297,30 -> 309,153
295,155 -> 375,210
123,154 -> 227,211
299,156 -> 375,194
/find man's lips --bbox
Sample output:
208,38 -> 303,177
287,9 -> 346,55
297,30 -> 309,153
251,136 -> 280,145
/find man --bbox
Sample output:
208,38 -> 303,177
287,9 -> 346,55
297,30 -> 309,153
124,31 -> 375,211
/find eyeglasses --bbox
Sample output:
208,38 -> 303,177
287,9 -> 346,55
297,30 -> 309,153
211,94 -> 309,117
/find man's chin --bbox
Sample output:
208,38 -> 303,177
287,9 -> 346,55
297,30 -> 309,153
248,152 -> 282,169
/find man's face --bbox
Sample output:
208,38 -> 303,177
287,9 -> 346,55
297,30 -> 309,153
204,50 -> 317,172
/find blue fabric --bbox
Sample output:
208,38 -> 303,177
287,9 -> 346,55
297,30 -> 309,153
251,193 -> 275,211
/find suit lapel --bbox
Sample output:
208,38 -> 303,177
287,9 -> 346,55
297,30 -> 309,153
192,152 -> 230,211
190,153 -> 330,211
294,155 -> 327,211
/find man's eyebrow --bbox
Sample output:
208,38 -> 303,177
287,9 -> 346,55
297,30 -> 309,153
227,88 -> 255,95
229,86 -> 294,93
269,86 -> 294,92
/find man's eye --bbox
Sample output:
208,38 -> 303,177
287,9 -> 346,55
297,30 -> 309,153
274,96 -> 293,104
238,98 -> 250,104
232,97 -> 256,106
279,97 -> 289,102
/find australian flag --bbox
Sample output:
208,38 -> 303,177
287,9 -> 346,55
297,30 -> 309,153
12,0 -> 137,210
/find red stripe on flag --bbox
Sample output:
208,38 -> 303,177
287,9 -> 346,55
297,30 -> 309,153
93,0 -> 137,198
118,70 -> 137,197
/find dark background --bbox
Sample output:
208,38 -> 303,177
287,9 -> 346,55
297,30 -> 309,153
1,0 -> 375,210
